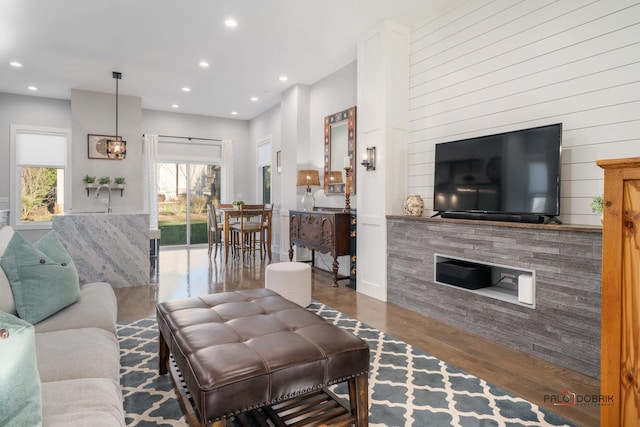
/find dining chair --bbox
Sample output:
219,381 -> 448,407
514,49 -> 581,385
259,203 -> 273,258
207,204 -> 224,259
230,204 -> 265,261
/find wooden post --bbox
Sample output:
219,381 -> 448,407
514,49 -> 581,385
598,157 -> 640,426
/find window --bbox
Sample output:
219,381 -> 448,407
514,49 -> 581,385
262,165 -> 271,204
10,125 -> 71,229
257,138 -> 272,203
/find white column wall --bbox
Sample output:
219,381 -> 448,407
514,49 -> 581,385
356,21 -> 410,301
279,84 -> 310,261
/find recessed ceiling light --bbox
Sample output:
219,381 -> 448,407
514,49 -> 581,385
182,87 -> 191,92
199,61 -> 209,68
231,111 -> 238,115
279,75 -> 288,82
225,18 -> 237,28
10,61 -> 22,68
27,86 -> 38,91
250,97 -> 259,102
171,104 -> 179,108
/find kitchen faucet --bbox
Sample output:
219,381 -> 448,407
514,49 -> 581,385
95,184 -> 112,213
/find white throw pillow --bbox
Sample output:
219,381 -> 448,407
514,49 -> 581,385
0,226 -> 17,314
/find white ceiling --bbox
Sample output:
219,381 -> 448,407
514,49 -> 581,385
0,0 -> 449,120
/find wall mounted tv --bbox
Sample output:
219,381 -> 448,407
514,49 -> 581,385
433,123 -> 562,224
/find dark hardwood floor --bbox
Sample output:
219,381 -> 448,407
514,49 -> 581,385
114,246 -> 599,427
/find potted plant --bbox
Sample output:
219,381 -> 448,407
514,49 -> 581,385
591,195 -> 603,214
232,200 -> 245,210
591,195 -> 604,223
82,174 -> 96,188
98,176 -> 111,186
114,177 -> 126,188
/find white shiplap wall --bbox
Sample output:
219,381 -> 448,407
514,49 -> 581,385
408,0 -> 640,225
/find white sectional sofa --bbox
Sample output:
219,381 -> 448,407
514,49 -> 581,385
0,226 -> 125,426
35,282 -> 125,426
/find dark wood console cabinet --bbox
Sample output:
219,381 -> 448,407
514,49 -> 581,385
289,209 -> 350,287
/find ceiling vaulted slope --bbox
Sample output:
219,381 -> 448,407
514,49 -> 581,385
0,0 -> 450,120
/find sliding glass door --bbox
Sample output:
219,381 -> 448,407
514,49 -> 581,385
157,162 -> 221,246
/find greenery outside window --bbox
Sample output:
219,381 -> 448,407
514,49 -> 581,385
262,165 -> 271,204
10,125 -> 71,229
20,167 -> 64,222
257,139 -> 271,204
157,162 -> 221,246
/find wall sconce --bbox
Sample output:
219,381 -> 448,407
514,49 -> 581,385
361,146 -> 376,171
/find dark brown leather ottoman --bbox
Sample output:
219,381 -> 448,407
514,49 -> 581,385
156,288 -> 369,426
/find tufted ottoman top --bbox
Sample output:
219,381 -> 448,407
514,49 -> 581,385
156,288 -> 370,423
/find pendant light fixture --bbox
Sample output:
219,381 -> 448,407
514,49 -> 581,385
106,71 -> 126,160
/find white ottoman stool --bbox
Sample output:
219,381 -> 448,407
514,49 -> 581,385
265,262 -> 312,307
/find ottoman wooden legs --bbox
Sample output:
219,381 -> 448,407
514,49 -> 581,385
158,330 -> 168,375
349,374 -> 369,427
158,330 -> 205,427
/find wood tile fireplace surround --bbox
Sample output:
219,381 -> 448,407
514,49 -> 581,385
387,216 -> 602,378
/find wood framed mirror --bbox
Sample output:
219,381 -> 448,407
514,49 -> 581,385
323,106 -> 356,194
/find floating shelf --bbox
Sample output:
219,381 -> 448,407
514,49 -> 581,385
85,185 -> 125,197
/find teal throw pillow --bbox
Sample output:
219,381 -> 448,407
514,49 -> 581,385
0,231 -> 80,324
0,311 -> 43,426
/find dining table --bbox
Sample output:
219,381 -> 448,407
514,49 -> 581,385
218,206 -> 273,263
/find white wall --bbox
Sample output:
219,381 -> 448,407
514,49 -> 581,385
310,61 -> 358,210
249,65 -> 356,264
250,105 -> 281,203
249,105 -> 282,255
142,109 -> 251,202
308,63 -> 356,273
0,92 -> 251,226
250,105 -> 281,140
0,93 -> 71,241
253,63 -> 356,212
407,0 -> 640,226
0,94 -> 71,209
71,89 -> 142,213
279,84 -> 310,213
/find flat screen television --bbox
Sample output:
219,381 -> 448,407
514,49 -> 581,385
433,123 -> 562,223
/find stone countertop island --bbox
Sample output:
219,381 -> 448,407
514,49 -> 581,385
52,212 -> 150,288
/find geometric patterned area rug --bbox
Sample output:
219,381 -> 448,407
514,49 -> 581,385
117,303 -> 578,427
